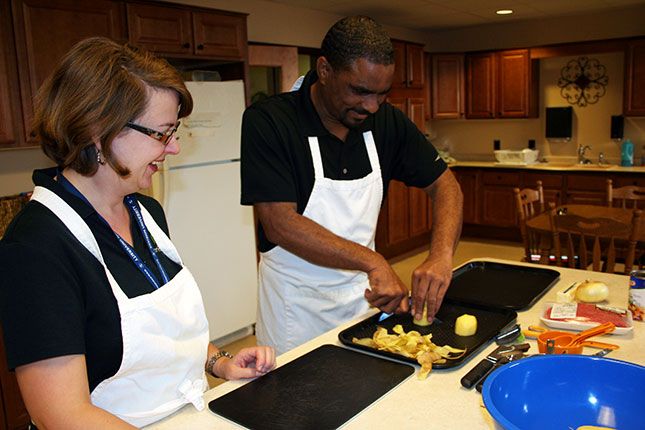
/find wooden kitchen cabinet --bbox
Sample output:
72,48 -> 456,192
127,2 -> 247,61
11,0 -> 126,144
0,327 -> 29,430
480,170 -> 520,227
431,54 -> 465,119
452,167 -> 478,223
565,173 -> 609,206
0,0 -> 19,147
466,52 -> 495,118
466,49 -> 538,119
497,49 -> 538,118
391,40 -> 425,89
521,171 -> 563,208
624,38 -> 645,116
378,91 -> 431,258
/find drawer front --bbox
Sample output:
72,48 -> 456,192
611,174 -> 645,188
566,173 -> 608,191
522,172 -> 563,189
482,171 -> 520,186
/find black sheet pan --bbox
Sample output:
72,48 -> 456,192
444,261 -> 560,310
208,344 -> 414,430
338,298 -> 517,369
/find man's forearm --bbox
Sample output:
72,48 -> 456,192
256,202 -> 385,273
426,170 -> 463,261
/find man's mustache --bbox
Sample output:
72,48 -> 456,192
349,108 -> 370,115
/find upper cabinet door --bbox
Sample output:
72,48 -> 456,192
497,49 -> 536,118
466,52 -> 495,118
0,0 -> 17,145
406,43 -> 425,89
192,12 -> 246,60
391,40 -> 424,89
624,39 -> 645,116
391,40 -> 407,89
432,54 -> 465,119
127,3 -> 192,55
12,0 -> 126,143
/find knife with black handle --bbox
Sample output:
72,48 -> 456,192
461,358 -> 495,389
461,343 -> 530,390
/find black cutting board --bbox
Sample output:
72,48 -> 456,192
338,298 -> 516,369
208,344 -> 414,430
444,261 -> 560,310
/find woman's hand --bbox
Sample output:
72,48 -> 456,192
213,346 -> 276,380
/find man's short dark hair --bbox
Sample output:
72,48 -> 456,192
321,16 -> 394,71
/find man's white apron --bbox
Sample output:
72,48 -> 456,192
31,186 -> 209,428
256,131 -> 383,355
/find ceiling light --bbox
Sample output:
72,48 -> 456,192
496,9 -> 513,15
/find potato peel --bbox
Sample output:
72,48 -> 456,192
352,324 -> 466,380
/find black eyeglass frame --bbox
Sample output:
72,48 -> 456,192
125,121 -> 180,145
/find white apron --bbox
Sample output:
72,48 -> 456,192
31,186 -> 209,428
257,131 -> 383,355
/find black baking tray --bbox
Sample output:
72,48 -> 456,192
444,261 -> 560,310
338,261 -> 559,369
338,298 -> 517,369
208,344 -> 414,430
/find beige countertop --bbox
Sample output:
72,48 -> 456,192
448,160 -> 645,173
144,258 -> 643,430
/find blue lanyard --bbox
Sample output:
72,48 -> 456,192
56,171 -> 170,289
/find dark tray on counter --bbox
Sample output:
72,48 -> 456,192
338,299 -> 517,369
444,260 -> 560,310
208,344 -> 414,430
339,260 -> 560,368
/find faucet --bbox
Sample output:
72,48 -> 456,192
578,144 -> 592,164
598,152 -> 610,164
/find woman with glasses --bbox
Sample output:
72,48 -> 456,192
0,37 -> 275,429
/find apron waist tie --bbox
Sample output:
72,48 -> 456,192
178,378 -> 205,411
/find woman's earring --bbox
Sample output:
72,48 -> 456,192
96,149 -> 105,165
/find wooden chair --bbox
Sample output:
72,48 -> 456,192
548,202 -> 642,275
514,181 -> 544,262
606,178 -> 645,209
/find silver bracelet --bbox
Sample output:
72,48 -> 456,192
205,350 -> 233,377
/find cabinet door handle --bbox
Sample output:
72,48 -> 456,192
184,43 -> 190,48
197,44 -> 204,50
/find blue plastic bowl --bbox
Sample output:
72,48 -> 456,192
482,355 -> 645,430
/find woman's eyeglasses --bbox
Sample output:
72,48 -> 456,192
126,121 -> 180,145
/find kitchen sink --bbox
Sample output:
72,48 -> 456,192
540,162 -> 616,169
572,163 -> 616,169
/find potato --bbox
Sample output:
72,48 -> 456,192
413,304 -> 431,326
575,280 -> 609,303
455,314 -> 477,336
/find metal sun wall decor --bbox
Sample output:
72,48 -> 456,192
557,56 -> 608,107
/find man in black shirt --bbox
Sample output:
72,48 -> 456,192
241,16 -> 463,354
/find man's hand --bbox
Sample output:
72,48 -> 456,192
364,261 -> 410,314
410,256 -> 453,323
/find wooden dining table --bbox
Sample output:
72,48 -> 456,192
525,204 -> 645,265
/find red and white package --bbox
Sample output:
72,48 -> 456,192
541,302 -> 633,334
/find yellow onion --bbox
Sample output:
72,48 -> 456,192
575,280 -> 609,303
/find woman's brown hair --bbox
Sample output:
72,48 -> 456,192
33,37 -> 193,176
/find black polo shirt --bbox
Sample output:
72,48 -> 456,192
241,70 -> 447,252
0,168 -> 182,391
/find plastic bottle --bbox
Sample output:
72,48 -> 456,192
621,139 -> 634,167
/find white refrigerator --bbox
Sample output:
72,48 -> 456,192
153,80 -> 257,345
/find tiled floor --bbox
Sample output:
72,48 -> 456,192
207,238 -> 524,388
